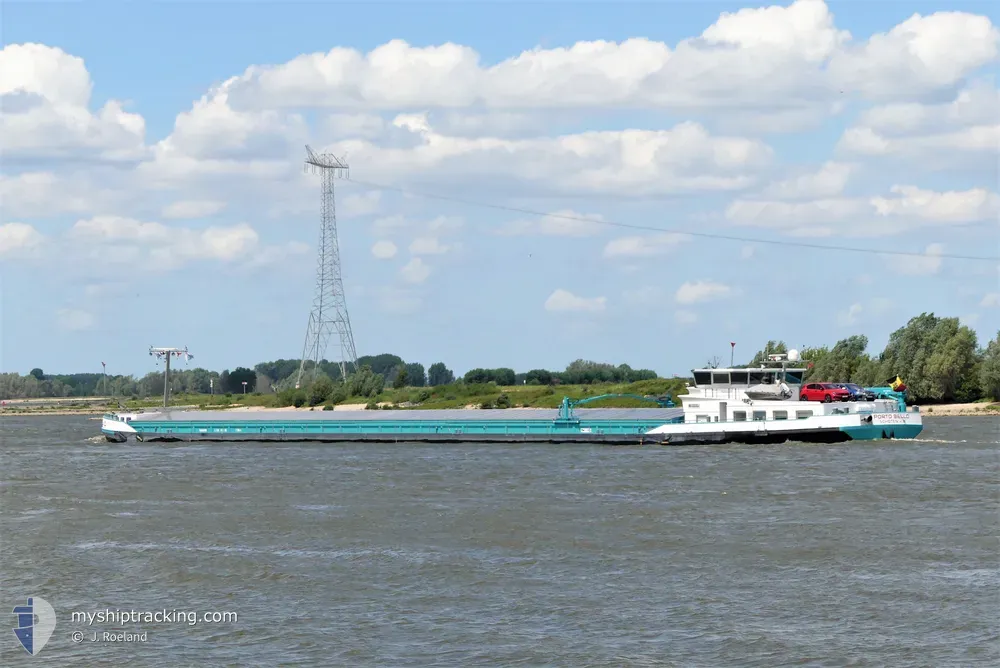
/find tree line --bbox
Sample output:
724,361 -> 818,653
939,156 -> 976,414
4,313 -> 998,404
741,314 -> 999,403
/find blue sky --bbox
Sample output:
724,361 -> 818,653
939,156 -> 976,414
2,0 -> 998,378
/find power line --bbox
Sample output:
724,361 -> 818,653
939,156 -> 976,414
344,177 -> 1000,262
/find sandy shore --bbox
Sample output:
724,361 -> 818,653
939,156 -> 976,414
916,402 -> 1000,417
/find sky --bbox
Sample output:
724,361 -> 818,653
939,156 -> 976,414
1,0 -> 998,379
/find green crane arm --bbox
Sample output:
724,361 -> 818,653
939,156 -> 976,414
557,393 -> 675,421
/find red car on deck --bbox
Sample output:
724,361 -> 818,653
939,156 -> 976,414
799,383 -> 851,403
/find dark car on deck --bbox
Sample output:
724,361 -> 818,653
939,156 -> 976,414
834,383 -> 876,401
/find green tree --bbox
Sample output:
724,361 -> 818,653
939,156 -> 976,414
979,332 -> 1000,401
225,367 -> 257,393
349,365 -> 384,397
404,362 -> 426,387
309,376 -> 334,406
808,335 -> 870,383
29,368 -> 44,381
393,365 -> 409,389
427,362 -> 454,386
878,313 -> 979,402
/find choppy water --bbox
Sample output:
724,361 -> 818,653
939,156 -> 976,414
1,415 -> 997,666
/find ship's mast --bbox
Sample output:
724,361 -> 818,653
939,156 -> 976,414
149,346 -> 193,408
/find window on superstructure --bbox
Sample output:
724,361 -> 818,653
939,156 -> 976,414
795,410 -> 813,419
712,372 -> 730,385
693,371 -> 711,385
785,371 -> 804,384
773,410 -> 788,420
733,411 -> 747,421
752,410 -> 766,421
749,371 -> 764,384
730,371 -> 749,384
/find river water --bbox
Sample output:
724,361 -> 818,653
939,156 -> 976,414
1,415 -> 997,666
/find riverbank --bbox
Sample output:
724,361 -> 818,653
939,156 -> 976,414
4,401 -> 998,417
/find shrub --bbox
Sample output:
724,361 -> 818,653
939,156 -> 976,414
365,400 -> 378,410
309,377 -> 334,406
495,392 -> 511,409
323,404 -> 334,411
292,392 -> 306,408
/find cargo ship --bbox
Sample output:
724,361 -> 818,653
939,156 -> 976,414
100,352 -> 922,445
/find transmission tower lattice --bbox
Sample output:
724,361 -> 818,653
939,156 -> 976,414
296,145 -> 358,389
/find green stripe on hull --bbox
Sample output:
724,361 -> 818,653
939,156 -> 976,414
840,424 -> 923,441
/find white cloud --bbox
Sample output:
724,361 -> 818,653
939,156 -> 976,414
0,170 -> 131,218
981,293 -> 1000,308
408,237 -> 453,255
603,232 -> 688,258
371,240 -> 397,259
837,303 -> 863,326
55,308 -> 96,331
162,200 -> 227,219
0,222 -> 45,257
322,119 -> 772,197
65,216 -> 301,270
503,209 -> 605,237
223,1 -> 996,114
675,310 -> 698,325
761,161 -> 853,200
871,186 -> 1000,224
837,80 -> 1000,161
341,191 -> 382,217
399,257 -> 431,284
544,288 -> 606,313
675,280 -> 733,305
725,185 -> 999,237
886,243 -> 944,276
0,43 -> 146,161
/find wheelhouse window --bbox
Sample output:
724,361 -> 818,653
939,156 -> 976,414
730,371 -> 749,385
712,372 -> 730,385
749,371 -> 764,384
693,371 -> 712,385
784,371 -> 804,384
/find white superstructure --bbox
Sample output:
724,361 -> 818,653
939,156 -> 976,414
645,351 -> 923,444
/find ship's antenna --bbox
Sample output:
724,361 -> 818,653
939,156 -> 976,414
296,145 -> 358,389
149,346 -> 194,408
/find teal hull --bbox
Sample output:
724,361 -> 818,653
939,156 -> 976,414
840,424 -> 923,441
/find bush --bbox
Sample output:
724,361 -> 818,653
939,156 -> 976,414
495,392 -> 511,409
292,392 -> 307,408
309,377 -> 334,406
322,404 -> 334,411
329,385 -> 348,405
479,400 -> 494,409
365,400 -> 378,410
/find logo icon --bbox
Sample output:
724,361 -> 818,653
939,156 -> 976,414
12,597 -> 56,656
